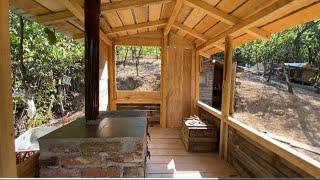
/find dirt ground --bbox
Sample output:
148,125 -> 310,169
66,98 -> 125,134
116,58 -> 161,91
234,72 -> 320,161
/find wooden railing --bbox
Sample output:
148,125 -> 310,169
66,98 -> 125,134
115,91 -> 161,104
196,100 -> 320,177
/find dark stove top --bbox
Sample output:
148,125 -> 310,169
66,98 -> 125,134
40,111 -> 147,139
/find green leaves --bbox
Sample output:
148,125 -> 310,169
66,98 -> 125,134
10,12 -> 84,129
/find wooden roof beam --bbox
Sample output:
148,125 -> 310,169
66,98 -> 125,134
172,21 -> 208,42
59,0 -> 112,45
164,0 -> 184,35
35,0 -> 172,25
101,0 -> 172,13
108,19 -> 167,35
184,0 -> 270,41
197,0 -> 298,52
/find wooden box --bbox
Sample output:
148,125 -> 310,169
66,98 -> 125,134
182,118 -> 218,152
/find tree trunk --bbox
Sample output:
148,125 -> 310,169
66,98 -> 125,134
283,66 -> 293,94
123,47 -> 128,67
18,16 -> 28,90
135,47 -> 142,76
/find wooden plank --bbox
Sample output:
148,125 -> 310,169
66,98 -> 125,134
116,91 -> 161,101
114,37 -> 162,46
34,0 -> 172,24
160,35 -> 168,128
0,0 -> 17,177
197,101 -> 222,119
149,3 -> 163,32
194,52 -> 200,113
164,0 -> 184,35
108,44 -> 117,110
227,116 -> 320,177
60,0 -> 112,45
134,5 -> 148,33
184,0 -> 270,41
190,48 -> 196,114
197,0 -> 297,51
172,21 -> 208,41
36,10 -> 75,24
219,35 -> 233,159
117,9 -> 137,35
108,20 -> 167,35
101,0 -> 171,13
176,7 -> 206,38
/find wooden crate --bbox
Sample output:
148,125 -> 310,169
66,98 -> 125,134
182,118 -> 218,152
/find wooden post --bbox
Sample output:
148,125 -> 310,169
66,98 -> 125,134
0,0 -> 17,177
194,51 -> 201,114
107,44 -> 117,110
84,0 -> 100,120
190,47 -> 196,115
160,35 -> 168,128
219,35 -> 233,159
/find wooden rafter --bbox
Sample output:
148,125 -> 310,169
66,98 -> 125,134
184,0 -> 270,41
100,17 -> 112,33
35,0 -> 171,25
172,21 -> 208,42
164,0 -> 184,35
108,20 -> 167,35
59,0 -> 112,45
197,0 -> 299,52
101,0 -> 172,13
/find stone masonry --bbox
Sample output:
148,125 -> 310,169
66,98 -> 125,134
39,137 -> 146,178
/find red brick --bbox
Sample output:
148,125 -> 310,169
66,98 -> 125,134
105,166 -> 121,177
81,168 -> 105,177
123,153 -> 144,163
81,142 -> 120,153
107,154 -> 124,163
82,166 -> 120,177
40,168 -> 80,177
39,156 -> 59,167
135,142 -> 143,151
48,145 -> 79,153
123,167 -> 144,178
60,156 -> 101,166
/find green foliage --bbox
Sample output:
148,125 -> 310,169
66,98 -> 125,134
115,45 -> 161,61
10,11 -> 84,132
233,20 -> 320,71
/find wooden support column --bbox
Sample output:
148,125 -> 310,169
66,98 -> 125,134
107,44 -> 117,110
160,35 -> 168,127
194,51 -> 201,114
85,0 -> 100,120
0,0 -> 17,177
219,35 -> 233,159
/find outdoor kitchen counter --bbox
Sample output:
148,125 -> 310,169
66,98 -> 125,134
39,111 -> 148,178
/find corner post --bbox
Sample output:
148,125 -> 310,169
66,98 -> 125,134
0,0 -> 17,177
219,35 -> 233,159
160,34 -> 168,128
85,0 -> 101,120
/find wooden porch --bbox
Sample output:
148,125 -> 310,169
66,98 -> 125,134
147,127 -> 238,178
